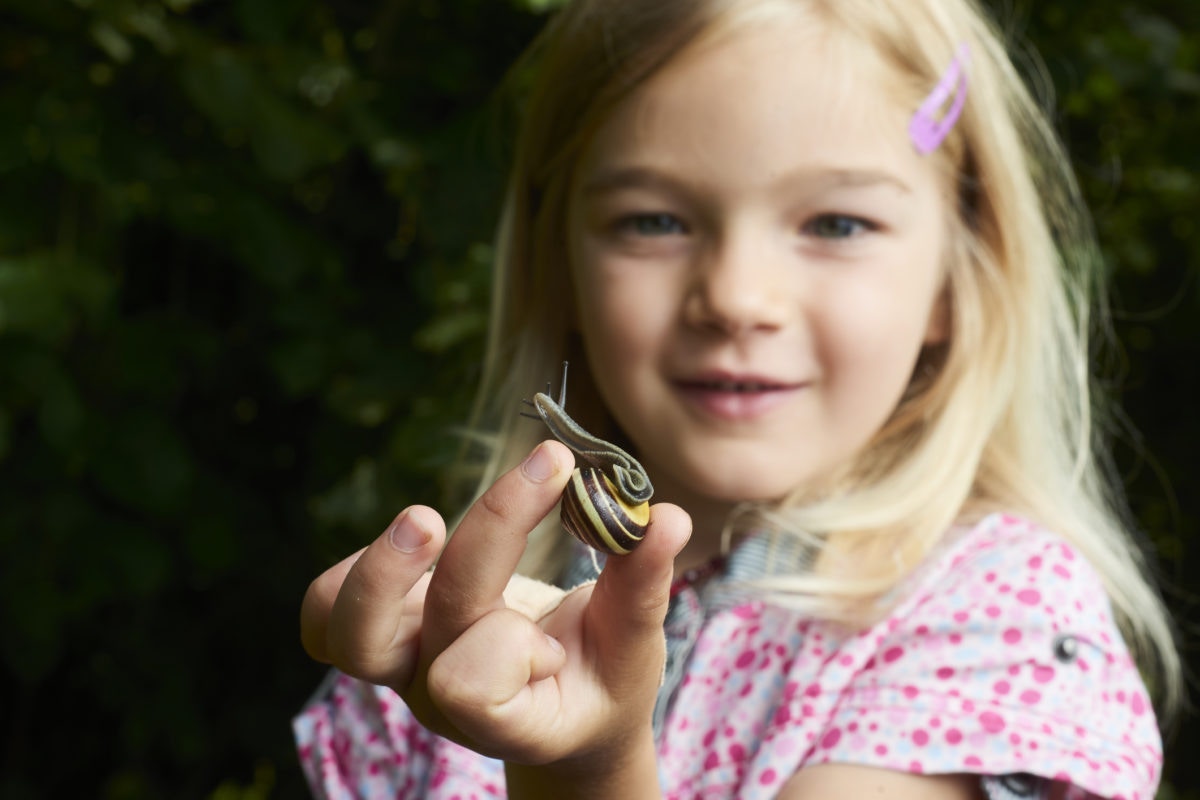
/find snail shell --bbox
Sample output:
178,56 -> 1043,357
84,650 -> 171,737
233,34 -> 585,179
560,467 -> 651,555
530,385 -> 654,556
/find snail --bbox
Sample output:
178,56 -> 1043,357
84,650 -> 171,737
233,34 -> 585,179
524,362 -> 654,555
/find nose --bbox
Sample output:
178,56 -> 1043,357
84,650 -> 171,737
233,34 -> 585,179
683,228 -> 790,336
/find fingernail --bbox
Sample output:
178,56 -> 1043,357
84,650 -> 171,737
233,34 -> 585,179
388,511 -> 431,553
521,442 -> 558,483
545,633 -> 564,655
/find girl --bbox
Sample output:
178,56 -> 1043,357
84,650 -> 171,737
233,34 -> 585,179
295,0 -> 1182,797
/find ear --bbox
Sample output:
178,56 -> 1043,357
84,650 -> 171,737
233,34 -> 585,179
923,282 -> 951,345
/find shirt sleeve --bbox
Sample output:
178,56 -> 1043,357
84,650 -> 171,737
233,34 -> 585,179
293,670 -> 507,799
806,516 -> 1163,800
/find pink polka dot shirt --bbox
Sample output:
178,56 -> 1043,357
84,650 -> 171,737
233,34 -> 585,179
294,513 -> 1162,799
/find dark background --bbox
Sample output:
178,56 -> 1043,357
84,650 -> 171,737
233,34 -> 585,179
0,0 -> 1195,797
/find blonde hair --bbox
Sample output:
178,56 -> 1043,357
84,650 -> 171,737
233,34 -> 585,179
453,0 -> 1182,712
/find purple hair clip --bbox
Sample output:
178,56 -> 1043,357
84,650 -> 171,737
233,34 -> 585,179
910,43 -> 971,155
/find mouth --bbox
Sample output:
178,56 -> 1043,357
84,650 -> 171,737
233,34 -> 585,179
677,370 -> 803,391
673,373 -> 805,420
680,378 -> 791,393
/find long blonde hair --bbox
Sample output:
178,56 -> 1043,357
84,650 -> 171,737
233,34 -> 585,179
453,0 -> 1182,712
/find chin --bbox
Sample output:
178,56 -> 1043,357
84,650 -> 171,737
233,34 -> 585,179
689,470 -> 803,507
643,447 -> 827,509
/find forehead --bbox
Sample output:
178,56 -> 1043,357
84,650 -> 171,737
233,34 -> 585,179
576,14 -> 935,195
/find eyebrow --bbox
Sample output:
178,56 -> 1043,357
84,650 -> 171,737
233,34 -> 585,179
579,166 -> 684,197
579,165 -> 913,196
819,169 -> 913,194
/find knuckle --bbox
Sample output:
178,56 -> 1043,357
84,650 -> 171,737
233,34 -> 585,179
477,483 -> 517,524
600,575 -> 669,626
329,640 -> 396,686
426,609 -> 539,723
633,587 -> 671,624
427,656 -> 485,719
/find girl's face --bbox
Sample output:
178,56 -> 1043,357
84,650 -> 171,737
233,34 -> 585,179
567,17 -> 950,519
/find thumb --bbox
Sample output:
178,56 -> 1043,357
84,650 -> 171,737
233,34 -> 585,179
587,503 -> 691,685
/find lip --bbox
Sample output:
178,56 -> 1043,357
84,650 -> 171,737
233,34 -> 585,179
672,370 -> 807,422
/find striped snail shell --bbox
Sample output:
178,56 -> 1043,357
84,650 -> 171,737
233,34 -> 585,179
527,365 -> 654,556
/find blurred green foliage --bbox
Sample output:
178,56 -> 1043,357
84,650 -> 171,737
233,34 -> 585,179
0,0 -> 1195,797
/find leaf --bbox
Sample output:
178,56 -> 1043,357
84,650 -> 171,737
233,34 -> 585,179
0,253 -> 114,344
179,46 -> 348,181
89,414 -> 197,518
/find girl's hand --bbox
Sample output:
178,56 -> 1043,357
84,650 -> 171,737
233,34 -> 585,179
300,440 -> 692,787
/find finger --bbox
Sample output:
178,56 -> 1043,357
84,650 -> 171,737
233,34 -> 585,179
301,546 -> 367,663
423,441 -> 574,655
426,608 -> 567,757
588,503 -> 692,686
326,505 -> 446,686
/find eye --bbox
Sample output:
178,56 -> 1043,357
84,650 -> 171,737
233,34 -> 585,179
804,213 -> 876,239
617,212 -> 687,237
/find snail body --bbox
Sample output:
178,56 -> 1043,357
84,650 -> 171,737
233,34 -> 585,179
528,365 -> 654,556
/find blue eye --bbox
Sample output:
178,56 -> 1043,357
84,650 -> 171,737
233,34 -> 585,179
806,214 -> 874,239
620,213 -> 686,236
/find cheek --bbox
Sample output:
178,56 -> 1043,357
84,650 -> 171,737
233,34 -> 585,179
817,277 -> 940,400
572,279 -> 651,407
572,251 -> 679,367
